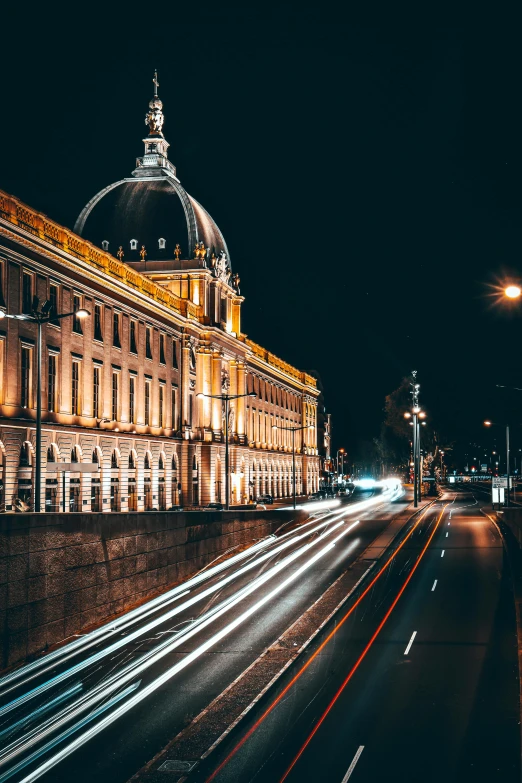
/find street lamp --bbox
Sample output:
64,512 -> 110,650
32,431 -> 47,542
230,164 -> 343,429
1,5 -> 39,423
273,423 -> 312,509
196,390 -> 256,510
504,285 -> 521,299
484,420 -> 510,506
404,372 -> 425,508
336,448 -> 345,483
0,301 -> 90,512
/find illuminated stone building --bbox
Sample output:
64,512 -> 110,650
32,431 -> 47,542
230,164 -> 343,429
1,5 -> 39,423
0,75 -> 320,512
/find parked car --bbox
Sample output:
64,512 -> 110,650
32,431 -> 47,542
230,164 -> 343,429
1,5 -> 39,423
205,502 -> 224,510
257,494 -> 273,504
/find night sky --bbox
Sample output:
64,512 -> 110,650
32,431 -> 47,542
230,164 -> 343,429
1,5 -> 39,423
2,2 -> 521,464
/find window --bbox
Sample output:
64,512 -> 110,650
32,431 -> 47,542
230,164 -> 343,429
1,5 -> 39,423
159,384 -> 165,427
220,296 -> 227,323
49,283 -> 59,327
48,353 -> 57,412
71,361 -> 81,415
102,240 -> 109,251
188,393 -> 193,425
129,375 -> 136,424
144,452 -> 150,469
21,346 -> 32,407
158,238 -> 166,249
93,365 -> 101,418
72,294 -> 83,334
112,371 -> 119,421
92,449 -> 99,464
94,304 -> 103,341
159,333 -> 166,364
113,311 -> 121,348
130,239 -> 138,250
129,451 -> 135,468
144,379 -> 151,425
47,446 -> 55,462
0,258 -> 6,308
145,327 -> 152,360
130,320 -> 138,354
22,272 -> 33,314
111,450 -> 119,469
172,339 -> 178,368
71,447 -> 78,463
171,385 -> 177,429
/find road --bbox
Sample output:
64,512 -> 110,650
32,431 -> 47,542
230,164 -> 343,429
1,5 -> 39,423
0,483 -> 409,783
196,491 -> 520,783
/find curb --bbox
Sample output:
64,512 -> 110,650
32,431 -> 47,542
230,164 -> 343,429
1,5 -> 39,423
128,496 -> 437,783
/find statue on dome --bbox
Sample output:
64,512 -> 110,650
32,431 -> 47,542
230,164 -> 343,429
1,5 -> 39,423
215,250 -> 231,284
232,273 -> 240,293
140,245 -> 147,261
145,98 -> 164,135
117,246 -> 124,261
174,243 -> 181,260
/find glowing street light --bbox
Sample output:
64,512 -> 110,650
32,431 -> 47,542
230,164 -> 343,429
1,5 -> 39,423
505,285 -> 521,299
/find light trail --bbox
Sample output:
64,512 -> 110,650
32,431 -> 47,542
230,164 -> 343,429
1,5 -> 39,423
441,550 -> 445,558
431,580 -> 437,592
203,501 -> 436,783
0,519 -> 361,772
279,505 -> 446,782
341,746 -> 365,782
5,522 -> 362,783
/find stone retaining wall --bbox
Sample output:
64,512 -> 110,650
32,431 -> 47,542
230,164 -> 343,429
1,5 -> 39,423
0,509 -> 307,668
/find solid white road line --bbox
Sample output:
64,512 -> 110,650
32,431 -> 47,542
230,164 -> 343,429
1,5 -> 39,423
431,579 -> 437,592
404,631 -> 417,656
446,532 -> 448,537
341,746 -> 365,782
441,550 -> 445,558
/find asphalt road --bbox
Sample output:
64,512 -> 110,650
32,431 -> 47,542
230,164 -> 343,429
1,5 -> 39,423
196,491 -> 520,783
0,484 -> 410,783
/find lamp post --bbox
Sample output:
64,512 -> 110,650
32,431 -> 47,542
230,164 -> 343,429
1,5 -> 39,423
336,448 -> 345,485
404,371 -> 426,508
197,390 -> 256,510
273,423 -> 312,509
484,420 -> 511,506
0,301 -> 90,512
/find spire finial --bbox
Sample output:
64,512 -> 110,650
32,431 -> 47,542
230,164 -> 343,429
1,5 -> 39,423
153,70 -> 159,97
145,72 -> 164,136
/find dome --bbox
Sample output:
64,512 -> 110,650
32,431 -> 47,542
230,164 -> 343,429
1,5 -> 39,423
74,75 -> 230,269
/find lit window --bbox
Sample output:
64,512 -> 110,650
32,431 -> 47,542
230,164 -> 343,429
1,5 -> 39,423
93,365 -> 101,418
71,361 -> 81,415
159,384 -> 165,427
144,379 -> 151,425
112,372 -> 119,421
158,238 -> 166,250
129,375 -> 136,424
130,239 -> 138,250
72,294 -> 83,334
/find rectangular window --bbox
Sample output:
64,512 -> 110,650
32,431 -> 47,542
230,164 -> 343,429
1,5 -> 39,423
0,338 -> 5,403
172,339 -> 178,368
48,354 -> 57,412
145,327 -> 152,360
130,320 -> 138,354
71,360 -> 80,415
72,294 -> 83,334
93,365 -> 101,418
171,385 -> 177,429
22,272 -> 33,314
112,372 -> 119,421
49,283 -> 59,327
188,393 -> 193,426
21,346 -> 32,407
144,379 -> 151,425
159,333 -> 166,364
129,375 -> 136,424
0,259 -> 6,309
94,304 -> 103,342
113,311 -> 121,348
159,384 -> 165,427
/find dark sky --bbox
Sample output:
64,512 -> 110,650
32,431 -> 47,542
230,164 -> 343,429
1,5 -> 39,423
2,2 -> 521,462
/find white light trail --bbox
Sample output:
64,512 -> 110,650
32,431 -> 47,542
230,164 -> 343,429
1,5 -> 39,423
431,580 -> 437,592
441,550 -> 445,558
341,746 -> 365,782
8,522 -> 361,783
404,631 -> 417,656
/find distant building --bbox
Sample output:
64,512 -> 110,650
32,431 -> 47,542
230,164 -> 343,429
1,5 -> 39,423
0,76 -> 320,511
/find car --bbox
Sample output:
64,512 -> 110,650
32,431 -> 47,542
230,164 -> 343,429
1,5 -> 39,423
308,490 -> 326,500
257,494 -> 273,504
205,502 -> 224,510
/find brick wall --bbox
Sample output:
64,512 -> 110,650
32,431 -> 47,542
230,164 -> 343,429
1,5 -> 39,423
0,509 -> 307,668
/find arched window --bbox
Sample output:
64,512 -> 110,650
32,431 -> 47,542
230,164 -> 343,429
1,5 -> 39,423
171,454 -> 177,470
130,239 -> 138,250
192,455 -> 197,470
144,453 -> 150,469
19,443 -> 31,467
71,447 -> 78,463
128,451 -> 135,468
47,446 -> 55,462
101,240 -> 109,251
92,449 -> 98,464
158,238 -> 166,250
159,454 -> 164,470
111,450 -> 119,469
190,348 -> 196,370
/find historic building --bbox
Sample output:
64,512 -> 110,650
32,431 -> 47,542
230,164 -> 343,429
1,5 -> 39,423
0,74 -> 320,512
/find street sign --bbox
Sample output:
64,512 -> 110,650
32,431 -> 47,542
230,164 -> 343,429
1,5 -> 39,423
492,487 -> 505,504
492,477 -> 508,488
422,477 -> 435,481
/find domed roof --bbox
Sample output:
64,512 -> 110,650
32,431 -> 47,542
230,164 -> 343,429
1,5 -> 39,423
74,74 -> 230,268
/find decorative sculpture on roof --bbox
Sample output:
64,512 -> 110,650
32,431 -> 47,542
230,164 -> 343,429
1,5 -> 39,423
193,241 -> 207,261
140,245 -> 147,261
221,368 -> 230,392
145,71 -> 164,135
232,273 -> 240,294
117,246 -> 124,261
174,243 -> 181,260
214,250 -> 231,284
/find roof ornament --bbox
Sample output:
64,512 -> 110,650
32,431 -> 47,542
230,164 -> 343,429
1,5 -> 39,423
174,243 -> 181,261
145,70 -> 164,135
117,246 -> 124,261
140,245 -> 147,261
